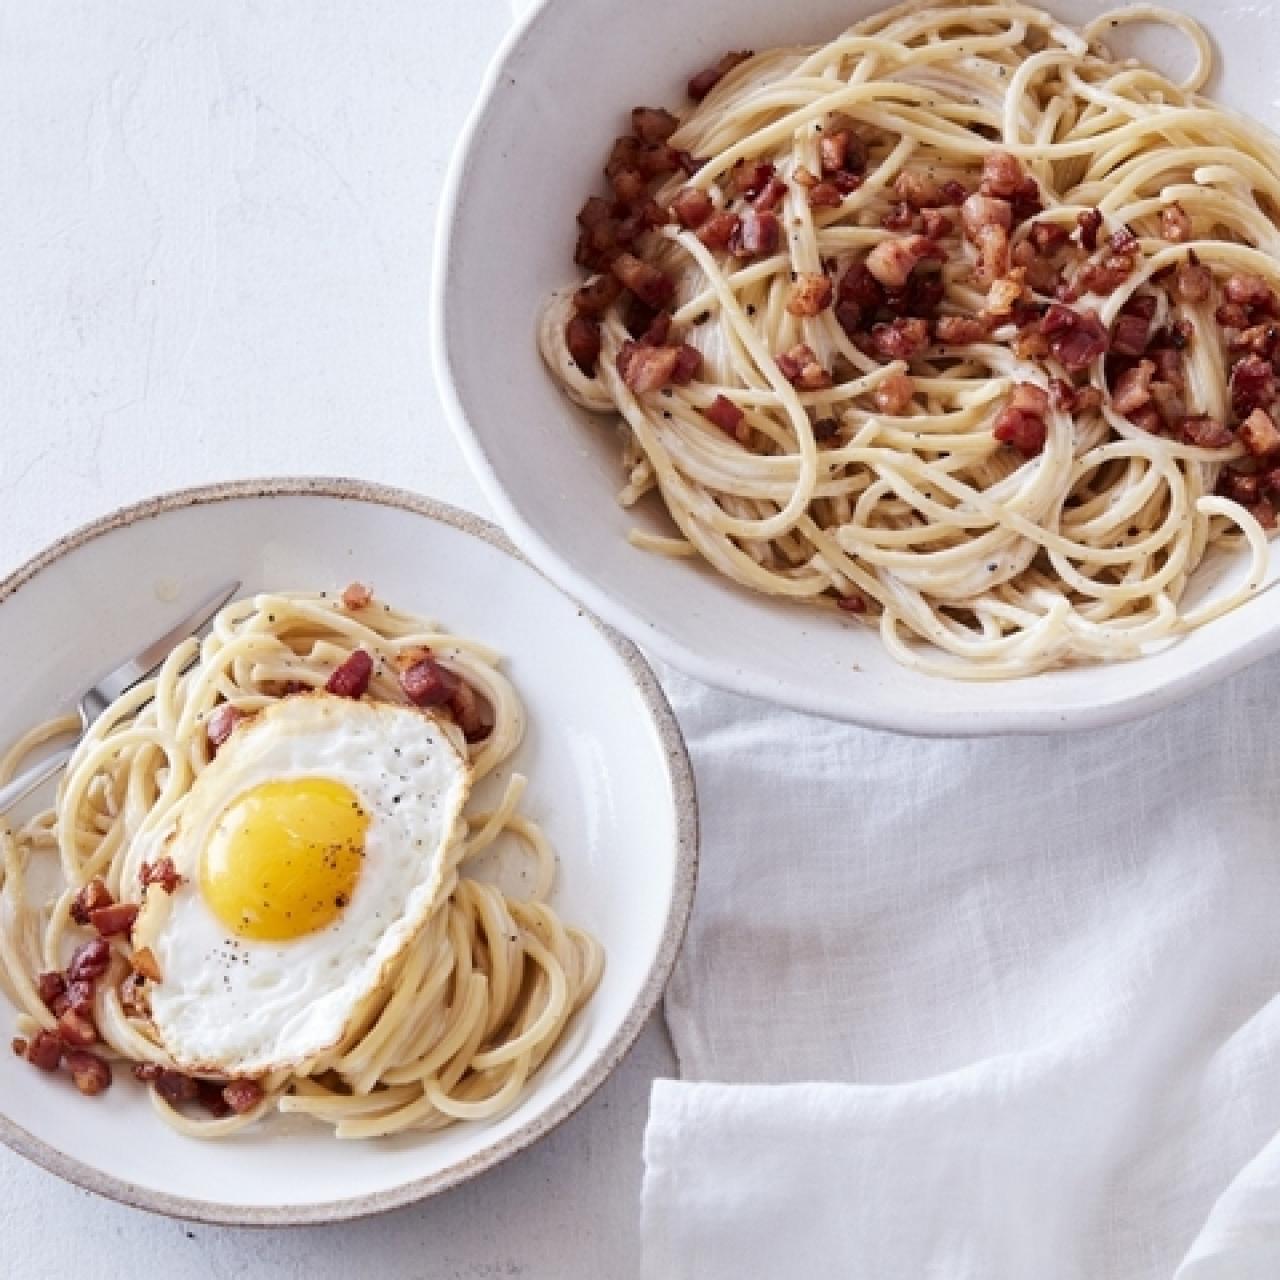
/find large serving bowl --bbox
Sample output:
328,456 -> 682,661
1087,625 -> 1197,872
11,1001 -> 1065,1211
433,0 -> 1280,734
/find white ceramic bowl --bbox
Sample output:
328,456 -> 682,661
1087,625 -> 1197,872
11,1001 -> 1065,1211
434,0 -> 1280,735
0,479 -> 696,1224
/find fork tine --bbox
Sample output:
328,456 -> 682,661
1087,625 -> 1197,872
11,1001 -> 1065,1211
88,581 -> 240,709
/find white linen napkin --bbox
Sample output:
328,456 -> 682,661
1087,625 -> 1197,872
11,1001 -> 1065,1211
644,661 -> 1280,1279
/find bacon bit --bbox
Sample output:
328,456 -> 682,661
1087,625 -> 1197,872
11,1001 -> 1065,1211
1225,274 -> 1274,308
1076,254 -> 1135,297
812,417 -> 840,442
578,196 -> 612,230
671,343 -> 702,384
1111,313 -> 1153,358
154,1069 -> 200,1104
1240,408 -> 1280,458
89,903 -> 139,939
37,971 -> 66,1011
986,269 -> 1028,317
874,370 -> 915,414
839,261 -> 886,313
1175,257 -> 1212,303
141,857 -> 182,894
979,150 -> 1025,200
786,272 -> 834,317
1076,208 -> 1104,251
921,209 -> 953,240
753,176 -> 789,213
64,1050 -> 111,1096
871,317 -> 930,361
1108,227 -> 1139,256
1029,222 -> 1070,253
57,1009 -> 98,1048
616,341 -> 677,392
831,171 -> 863,195
819,132 -> 850,174
1150,379 -> 1186,427
1232,324 -> 1280,358
972,224 -> 1010,288
68,939 -> 110,983
807,181 -> 843,209
865,235 -> 944,288
1042,304 -> 1110,371
731,160 -> 776,199
400,656 -> 462,708
1217,301 -> 1250,330
1161,203 -> 1191,243
1112,360 -> 1157,415
1149,347 -> 1185,388
696,210 -> 739,250
836,594 -> 866,614
131,947 -> 163,983
24,1030 -> 63,1072
993,408 -> 1048,456
688,50 -> 752,101
894,171 -> 942,208
963,195 -> 1014,241
671,187 -> 713,230
1010,239 -> 1060,294
775,344 -> 833,390
1250,498 -> 1278,529
935,313 -> 991,344
1232,354 -> 1278,413
1180,415 -> 1234,448
731,208 -> 780,258
881,203 -> 917,232
61,979 -> 93,1017
1219,469 -> 1262,504
1129,405 -> 1163,434
339,582 -> 373,612
792,166 -> 819,189
940,180 -> 969,206
224,1078 -> 266,1115
565,314 -> 602,374
197,1080 -> 233,1118
326,649 -> 373,699
631,107 -> 678,144
1048,378 -> 1077,412
611,252 -> 675,308
706,394 -> 745,439
70,879 -> 113,928
609,166 -> 646,205
1009,382 -> 1050,416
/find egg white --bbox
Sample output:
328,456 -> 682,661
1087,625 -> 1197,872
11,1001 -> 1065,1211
146,694 -> 471,1076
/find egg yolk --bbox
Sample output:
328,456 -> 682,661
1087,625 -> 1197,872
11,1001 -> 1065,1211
201,778 -> 367,942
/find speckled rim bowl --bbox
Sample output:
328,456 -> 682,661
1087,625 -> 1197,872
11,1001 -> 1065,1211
0,477 -> 697,1225
433,0 -> 1280,736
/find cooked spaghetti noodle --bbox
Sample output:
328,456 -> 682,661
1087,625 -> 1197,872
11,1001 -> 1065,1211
541,0 -> 1280,678
0,591 -> 602,1139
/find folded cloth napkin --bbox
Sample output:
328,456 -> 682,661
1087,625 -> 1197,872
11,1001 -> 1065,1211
644,661 -> 1280,1280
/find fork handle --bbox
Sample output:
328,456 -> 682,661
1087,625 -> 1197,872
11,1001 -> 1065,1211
0,745 -> 77,816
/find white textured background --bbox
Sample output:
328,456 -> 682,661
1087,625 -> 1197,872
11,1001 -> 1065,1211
0,1 -> 675,1275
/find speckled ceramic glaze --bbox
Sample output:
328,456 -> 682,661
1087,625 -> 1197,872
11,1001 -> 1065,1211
0,478 -> 697,1224
435,0 -> 1280,735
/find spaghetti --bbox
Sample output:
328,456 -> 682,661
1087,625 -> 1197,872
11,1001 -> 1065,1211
541,0 -> 1280,678
0,590 -> 603,1139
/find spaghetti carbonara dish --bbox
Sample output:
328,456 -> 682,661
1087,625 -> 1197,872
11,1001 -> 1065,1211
1,586 -> 602,1138
540,0 -> 1280,678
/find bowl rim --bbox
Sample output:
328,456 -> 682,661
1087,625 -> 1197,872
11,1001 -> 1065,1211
430,0 -> 1280,738
0,475 -> 699,1227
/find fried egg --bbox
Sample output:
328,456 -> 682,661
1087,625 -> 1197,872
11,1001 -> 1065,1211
145,693 -> 470,1076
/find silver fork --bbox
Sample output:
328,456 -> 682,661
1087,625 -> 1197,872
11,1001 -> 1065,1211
0,580 -> 240,814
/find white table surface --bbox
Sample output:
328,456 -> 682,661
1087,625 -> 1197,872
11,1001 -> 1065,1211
0,2 -> 676,1275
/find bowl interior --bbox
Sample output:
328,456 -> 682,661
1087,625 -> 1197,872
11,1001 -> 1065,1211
0,481 -> 692,1222
436,0 -> 1280,734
